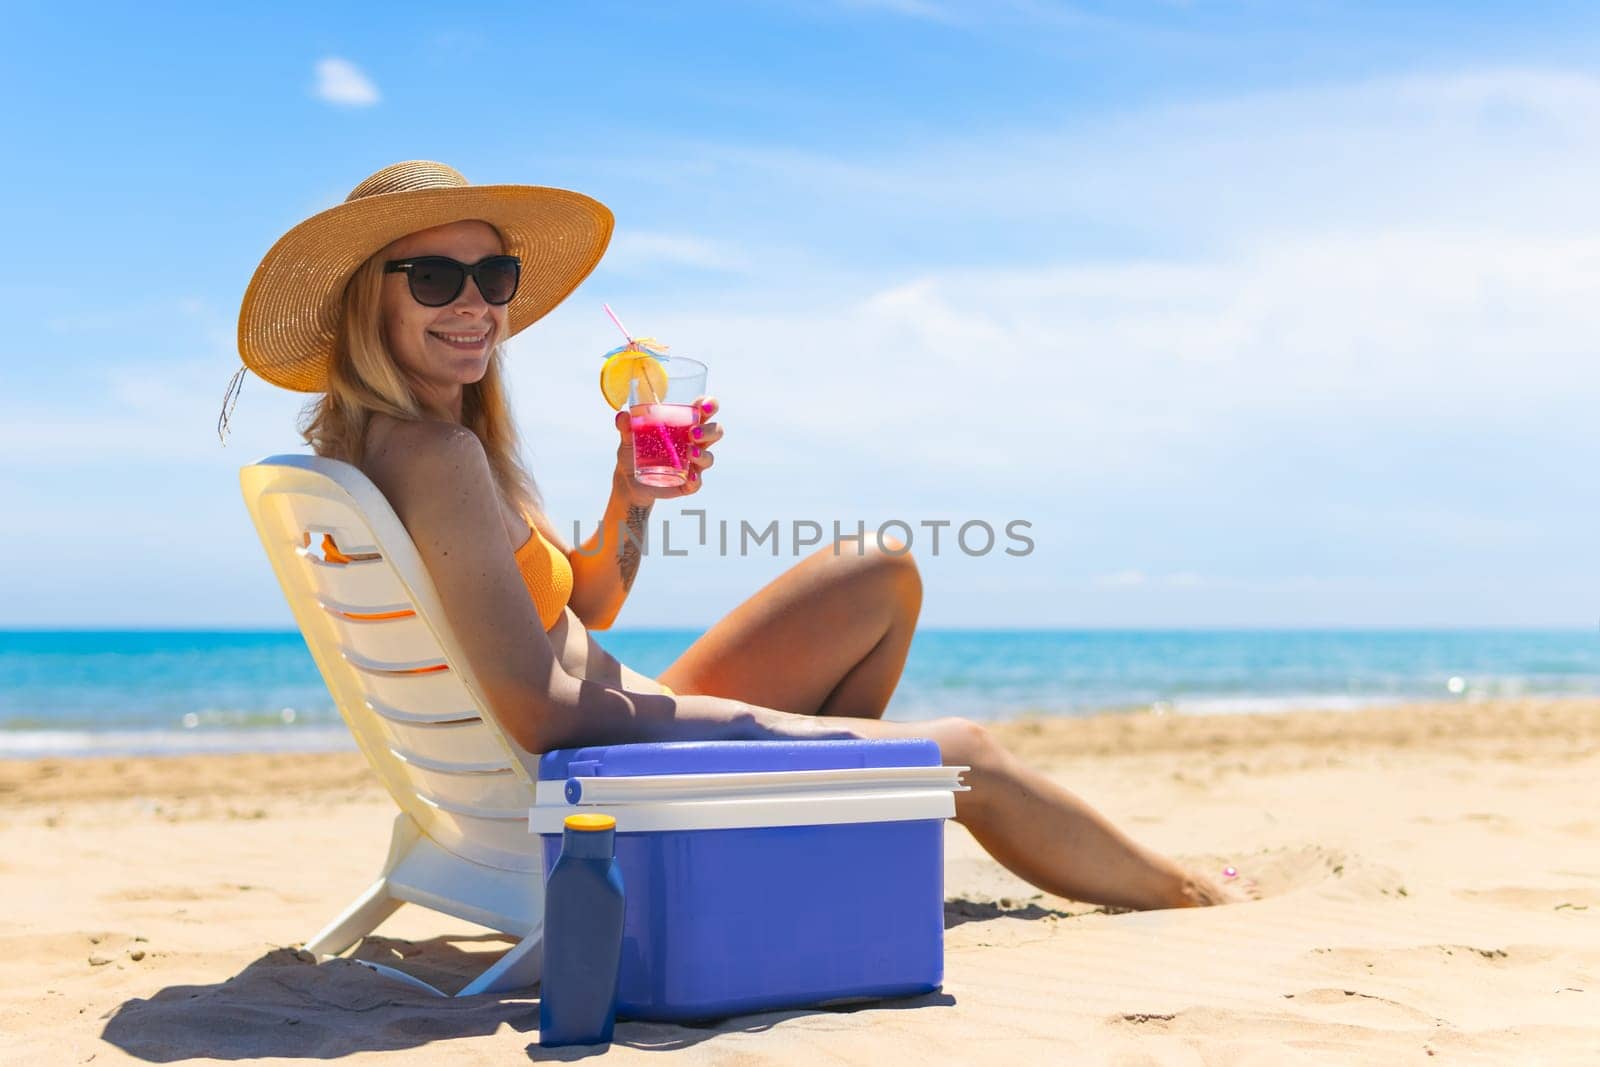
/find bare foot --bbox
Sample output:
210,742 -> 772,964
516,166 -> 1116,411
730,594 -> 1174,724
1178,867 -> 1260,907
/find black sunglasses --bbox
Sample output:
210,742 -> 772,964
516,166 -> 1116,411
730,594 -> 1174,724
383,254 -> 522,307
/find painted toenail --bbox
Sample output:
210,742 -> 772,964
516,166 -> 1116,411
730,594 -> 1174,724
1222,865 -> 1239,879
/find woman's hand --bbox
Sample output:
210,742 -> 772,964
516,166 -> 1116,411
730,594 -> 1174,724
612,395 -> 722,503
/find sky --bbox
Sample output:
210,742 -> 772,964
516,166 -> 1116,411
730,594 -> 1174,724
2,0 -> 1598,628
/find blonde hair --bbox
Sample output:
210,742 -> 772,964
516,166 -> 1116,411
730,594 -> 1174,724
299,245 -> 544,520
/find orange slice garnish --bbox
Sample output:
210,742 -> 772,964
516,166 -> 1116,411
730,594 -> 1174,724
599,350 -> 669,410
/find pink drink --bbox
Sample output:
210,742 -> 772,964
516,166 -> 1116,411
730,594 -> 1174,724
630,402 -> 697,487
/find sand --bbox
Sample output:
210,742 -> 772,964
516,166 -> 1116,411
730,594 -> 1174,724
2,698 -> 1598,1064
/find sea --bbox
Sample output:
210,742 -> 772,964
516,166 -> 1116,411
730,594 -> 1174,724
2,628 -> 1597,758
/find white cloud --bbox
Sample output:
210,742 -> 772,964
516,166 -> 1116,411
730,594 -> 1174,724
835,0 -> 967,23
1089,572 -> 1225,590
525,226 -> 1600,489
545,68 -> 1600,499
0,296 -> 306,468
314,57 -> 380,108
0,362 -> 307,467
601,232 -> 750,276
831,0 -> 1120,31
665,68 -> 1600,255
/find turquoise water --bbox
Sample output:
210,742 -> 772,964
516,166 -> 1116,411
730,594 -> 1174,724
2,628 -> 1597,756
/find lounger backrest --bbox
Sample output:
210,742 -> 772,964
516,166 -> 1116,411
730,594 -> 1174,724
239,454 -> 539,874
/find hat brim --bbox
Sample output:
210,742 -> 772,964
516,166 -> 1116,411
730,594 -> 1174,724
238,184 -> 614,392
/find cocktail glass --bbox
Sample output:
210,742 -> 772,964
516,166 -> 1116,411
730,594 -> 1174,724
628,355 -> 708,488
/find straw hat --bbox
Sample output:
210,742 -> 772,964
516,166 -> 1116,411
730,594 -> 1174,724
235,160 -> 614,394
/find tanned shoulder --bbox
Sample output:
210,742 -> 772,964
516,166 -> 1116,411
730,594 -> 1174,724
363,418 -> 493,526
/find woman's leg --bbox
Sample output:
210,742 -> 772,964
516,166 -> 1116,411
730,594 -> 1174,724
851,716 -> 1241,910
658,537 -> 1238,910
657,535 -> 922,719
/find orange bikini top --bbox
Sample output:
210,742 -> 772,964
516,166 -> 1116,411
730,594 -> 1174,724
514,523 -> 574,631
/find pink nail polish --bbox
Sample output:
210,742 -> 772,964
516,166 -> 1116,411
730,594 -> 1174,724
689,469 -> 698,480
702,401 -> 716,414
692,426 -> 703,439
692,446 -> 701,457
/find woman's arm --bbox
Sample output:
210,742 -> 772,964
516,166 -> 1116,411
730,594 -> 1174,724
562,480 -> 653,631
564,398 -> 722,630
366,419 -> 821,753
545,675 -> 857,751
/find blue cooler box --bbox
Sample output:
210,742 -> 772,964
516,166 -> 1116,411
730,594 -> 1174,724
529,739 -> 967,1022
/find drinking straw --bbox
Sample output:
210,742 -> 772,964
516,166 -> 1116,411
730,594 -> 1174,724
603,303 -> 664,404
603,303 -> 633,345
603,305 -> 682,473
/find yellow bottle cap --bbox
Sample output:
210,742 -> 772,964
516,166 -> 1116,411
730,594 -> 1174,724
564,813 -> 616,832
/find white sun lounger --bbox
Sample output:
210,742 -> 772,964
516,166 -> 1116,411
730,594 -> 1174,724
239,453 -> 548,997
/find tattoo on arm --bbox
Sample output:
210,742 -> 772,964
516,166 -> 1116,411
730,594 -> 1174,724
618,504 -> 651,592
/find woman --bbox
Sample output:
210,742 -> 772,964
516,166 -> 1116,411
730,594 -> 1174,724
230,161 -> 1245,911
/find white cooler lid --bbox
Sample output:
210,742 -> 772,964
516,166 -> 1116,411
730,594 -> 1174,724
530,764 -> 968,834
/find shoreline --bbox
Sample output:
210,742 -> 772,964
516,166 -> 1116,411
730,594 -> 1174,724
4,696 -> 1598,1062
5,697 -> 1598,801
4,692 -> 1596,761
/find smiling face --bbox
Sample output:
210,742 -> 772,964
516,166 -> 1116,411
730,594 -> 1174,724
378,219 -> 509,413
